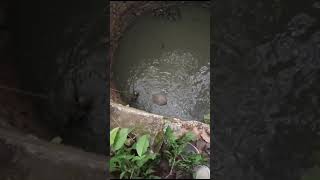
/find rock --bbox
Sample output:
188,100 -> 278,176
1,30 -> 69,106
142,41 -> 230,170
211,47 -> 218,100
184,142 -> 200,154
200,131 -> 210,143
196,139 -> 207,153
193,165 -> 210,179
192,127 -> 202,139
152,93 -> 167,106
51,136 -> 63,144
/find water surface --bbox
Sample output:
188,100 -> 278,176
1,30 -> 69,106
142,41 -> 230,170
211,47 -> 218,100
113,6 -> 210,121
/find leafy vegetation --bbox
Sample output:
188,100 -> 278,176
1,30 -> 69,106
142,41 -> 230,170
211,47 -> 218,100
109,126 -> 208,179
110,127 -> 159,179
163,126 -> 207,178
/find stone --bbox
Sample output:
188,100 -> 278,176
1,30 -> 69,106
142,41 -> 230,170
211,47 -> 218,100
196,139 -> 207,153
152,93 -> 167,106
193,165 -> 210,179
50,136 -> 63,144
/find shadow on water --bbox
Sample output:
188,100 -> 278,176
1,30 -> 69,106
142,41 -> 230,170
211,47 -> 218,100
213,0 -> 320,179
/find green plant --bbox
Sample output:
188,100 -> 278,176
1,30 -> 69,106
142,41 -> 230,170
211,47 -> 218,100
163,126 -> 207,178
110,127 -> 160,179
203,113 -> 210,124
109,126 -> 208,179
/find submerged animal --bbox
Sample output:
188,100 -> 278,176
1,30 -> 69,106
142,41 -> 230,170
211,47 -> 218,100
152,93 -> 167,106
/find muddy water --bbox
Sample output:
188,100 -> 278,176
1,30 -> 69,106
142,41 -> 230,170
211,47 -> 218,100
113,6 -> 210,121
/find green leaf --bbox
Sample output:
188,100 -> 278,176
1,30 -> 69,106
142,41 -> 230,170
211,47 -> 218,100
117,154 -> 135,161
136,134 -> 150,157
120,171 -> 126,179
132,155 -> 145,161
132,142 -> 137,149
165,126 -> 177,144
144,168 -> 155,175
136,153 -> 157,167
110,127 -> 119,146
109,157 -> 119,172
163,150 -> 172,158
113,128 -> 130,151
181,132 -> 196,143
177,132 -> 195,147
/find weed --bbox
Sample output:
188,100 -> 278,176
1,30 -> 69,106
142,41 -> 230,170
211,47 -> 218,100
110,127 -> 160,179
109,126 -> 208,179
163,126 -> 207,178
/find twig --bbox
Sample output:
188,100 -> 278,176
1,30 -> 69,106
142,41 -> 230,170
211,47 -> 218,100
165,157 -> 176,179
110,88 -> 123,93
130,169 -> 134,179
110,88 -> 132,94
